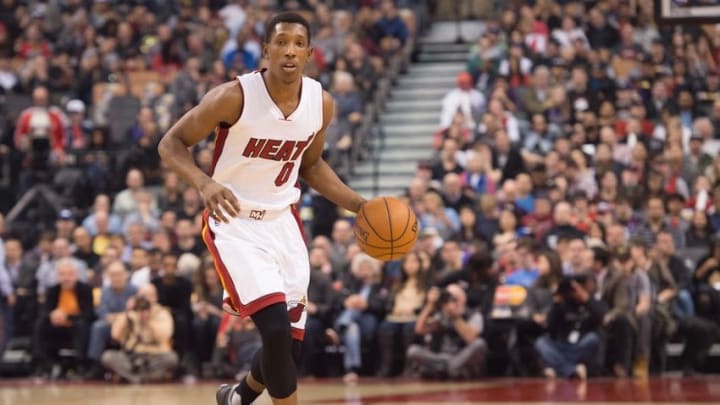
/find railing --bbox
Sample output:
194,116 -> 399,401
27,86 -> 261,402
348,35 -> 416,198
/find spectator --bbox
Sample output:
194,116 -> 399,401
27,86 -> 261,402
653,231 -> 694,317
504,238 -> 538,288
376,0 -> 409,54
112,169 -> 158,221
85,261 -> 137,380
128,248 -> 152,288
602,247 -> 638,377
544,202 -> 584,250
519,65 -> 553,118
55,209 -> 77,240
441,173 -> 474,213
301,246 -> 338,377
36,238 -> 88,296
102,283 -> 177,384
534,275 -> 603,379
191,263 -> 224,377
407,284 -> 486,379
65,99 -> 91,152
32,258 -> 94,378
440,72 -> 486,130
492,130 -> 525,183
14,86 -> 68,189
82,194 -> 123,237
686,210 -> 713,250
377,252 -> 428,377
209,314 -> 261,380
516,249 -> 563,367
172,219 -> 203,257
585,8 -> 619,51
152,253 -> 193,378
420,192 -> 461,242
123,192 -> 161,236
334,252 -> 386,383
72,226 -> 100,272
176,187 -> 203,221
432,138 -> 465,181
632,196 -> 682,249
630,240 -> 677,377
1,238 -> 37,346
329,219 -> 355,274
157,172 -> 184,214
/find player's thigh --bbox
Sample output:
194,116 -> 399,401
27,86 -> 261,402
277,211 -> 311,302
206,222 -> 285,309
276,212 -> 311,336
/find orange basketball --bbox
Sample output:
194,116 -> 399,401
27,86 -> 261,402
353,196 -> 418,261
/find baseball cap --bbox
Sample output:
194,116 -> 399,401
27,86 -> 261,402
457,72 -> 473,89
66,99 -> 86,113
58,209 -> 73,221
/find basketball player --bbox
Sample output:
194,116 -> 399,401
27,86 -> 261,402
158,12 -> 366,405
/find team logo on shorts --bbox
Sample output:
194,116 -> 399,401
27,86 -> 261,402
249,209 -> 266,220
287,296 -> 307,323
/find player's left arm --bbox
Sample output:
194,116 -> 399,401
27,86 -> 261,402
299,90 -> 366,213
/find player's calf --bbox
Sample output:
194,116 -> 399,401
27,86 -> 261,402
251,303 -> 298,402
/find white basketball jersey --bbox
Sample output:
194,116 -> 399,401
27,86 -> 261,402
209,71 -> 324,211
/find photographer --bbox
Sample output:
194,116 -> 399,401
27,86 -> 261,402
406,284 -> 486,379
101,284 -> 177,384
534,275 -> 604,379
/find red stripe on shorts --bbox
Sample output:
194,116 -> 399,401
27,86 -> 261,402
291,327 -> 305,341
290,202 -> 305,243
201,210 -> 244,312
201,211 -> 287,317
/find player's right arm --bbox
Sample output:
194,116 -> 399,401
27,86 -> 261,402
158,81 -> 243,223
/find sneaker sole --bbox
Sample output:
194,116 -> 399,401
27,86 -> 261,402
216,384 -> 230,405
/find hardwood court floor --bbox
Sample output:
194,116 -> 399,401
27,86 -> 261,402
1,377 -> 719,404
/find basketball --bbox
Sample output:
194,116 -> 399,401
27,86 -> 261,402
353,196 -> 418,261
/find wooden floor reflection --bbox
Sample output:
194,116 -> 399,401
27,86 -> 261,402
1,377 -> 719,404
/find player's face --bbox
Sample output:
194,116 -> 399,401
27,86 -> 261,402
264,23 -> 313,83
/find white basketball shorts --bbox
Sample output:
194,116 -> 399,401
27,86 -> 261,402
201,206 -> 309,340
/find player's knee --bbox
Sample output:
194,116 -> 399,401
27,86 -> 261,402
252,303 -> 292,348
262,321 -> 292,350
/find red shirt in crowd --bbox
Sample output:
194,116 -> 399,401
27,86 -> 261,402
14,106 -> 67,155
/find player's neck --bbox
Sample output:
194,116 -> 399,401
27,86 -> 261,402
262,70 -> 302,103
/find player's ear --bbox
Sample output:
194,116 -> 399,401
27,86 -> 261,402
262,42 -> 268,59
307,44 -> 314,59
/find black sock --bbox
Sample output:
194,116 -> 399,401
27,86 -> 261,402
236,378 -> 262,405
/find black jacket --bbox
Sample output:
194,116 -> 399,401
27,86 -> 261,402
493,146 -> 525,184
152,275 -> 193,320
43,281 -> 95,324
308,268 -> 338,325
546,298 -> 604,342
337,279 -> 389,320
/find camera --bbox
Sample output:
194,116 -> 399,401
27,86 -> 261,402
133,296 -> 151,311
556,274 -> 589,301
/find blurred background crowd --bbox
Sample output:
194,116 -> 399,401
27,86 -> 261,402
1,0 -> 720,386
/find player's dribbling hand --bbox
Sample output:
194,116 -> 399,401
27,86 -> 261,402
200,180 -> 241,223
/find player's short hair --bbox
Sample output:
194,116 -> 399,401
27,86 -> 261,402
264,12 -> 311,44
